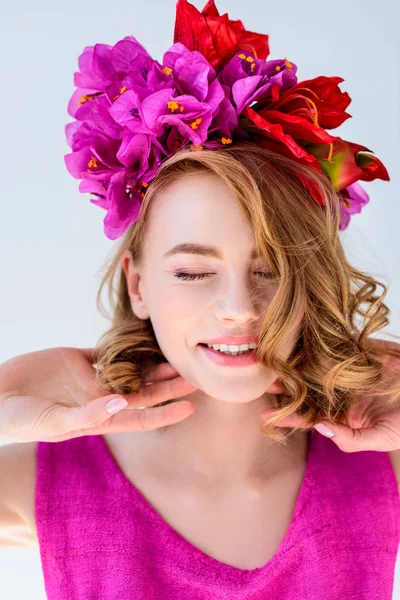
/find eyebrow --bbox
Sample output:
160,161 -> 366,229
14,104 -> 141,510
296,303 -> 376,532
163,243 -> 260,260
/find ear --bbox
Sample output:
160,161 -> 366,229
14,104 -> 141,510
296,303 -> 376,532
121,250 -> 150,320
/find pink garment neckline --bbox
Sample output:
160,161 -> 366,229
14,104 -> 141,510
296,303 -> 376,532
95,428 -> 318,580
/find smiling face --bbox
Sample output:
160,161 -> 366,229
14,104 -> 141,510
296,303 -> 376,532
122,171 -> 304,404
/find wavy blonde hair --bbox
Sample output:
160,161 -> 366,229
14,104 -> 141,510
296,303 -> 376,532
93,141 -> 400,443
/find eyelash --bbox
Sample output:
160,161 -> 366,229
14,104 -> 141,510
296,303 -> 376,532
174,272 -> 276,282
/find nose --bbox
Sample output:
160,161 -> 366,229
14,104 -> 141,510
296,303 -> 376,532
214,277 -> 262,325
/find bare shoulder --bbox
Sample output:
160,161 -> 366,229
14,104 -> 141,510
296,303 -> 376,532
388,450 -> 400,494
0,441 -> 38,549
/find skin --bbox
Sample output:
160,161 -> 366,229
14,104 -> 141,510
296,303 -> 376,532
119,171 -> 306,485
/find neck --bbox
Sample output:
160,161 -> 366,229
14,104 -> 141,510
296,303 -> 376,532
124,390 -> 309,485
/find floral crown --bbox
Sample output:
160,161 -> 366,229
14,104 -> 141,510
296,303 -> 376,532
64,0 -> 389,240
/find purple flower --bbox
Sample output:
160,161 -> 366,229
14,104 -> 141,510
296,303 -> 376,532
86,134 -> 164,240
67,36 -> 156,118
217,52 -> 298,114
338,182 -> 370,231
162,43 -> 216,100
64,38 -> 242,239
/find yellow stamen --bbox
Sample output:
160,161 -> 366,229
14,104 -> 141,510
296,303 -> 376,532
141,181 -> 148,188
238,52 -> 255,67
87,156 -> 99,171
291,86 -> 320,102
277,87 -> 320,128
78,93 -> 96,106
78,91 -> 104,106
302,96 -> 320,128
275,66 -> 281,71
326,143 -> 334,164
168,100 -> 185,113
112,86 -> 127,101
136,185 -> 146,198
284,57 -> 293,70
190,117 -> 202,130
163,66 -> 173,76
221,137 -> 232,145
242,44 -> 258,59
190,145 -> 204,151
277,88 -> 322,127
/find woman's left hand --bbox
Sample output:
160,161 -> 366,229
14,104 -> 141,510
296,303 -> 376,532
261,341 -> 400,453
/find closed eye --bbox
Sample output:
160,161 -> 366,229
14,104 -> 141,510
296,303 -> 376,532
173,272 -> 277,282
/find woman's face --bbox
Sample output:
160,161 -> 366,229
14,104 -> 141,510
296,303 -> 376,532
122,171 -> 304,404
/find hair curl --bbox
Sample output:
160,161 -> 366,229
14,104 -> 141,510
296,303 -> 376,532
92,141 -> 400,443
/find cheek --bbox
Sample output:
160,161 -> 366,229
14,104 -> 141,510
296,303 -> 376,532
148,289 -> 195,340
163,288 -> 207,314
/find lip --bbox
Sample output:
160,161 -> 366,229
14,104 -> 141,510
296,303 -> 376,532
197,336 -> 259,345
198,344 -> 260,367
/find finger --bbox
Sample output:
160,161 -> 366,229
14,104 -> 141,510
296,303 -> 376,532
96,399 -> 196,434
88,362 -> 194,407
45,394 -> 130,438
48,397 -> 196,441
312,420 -> 399,453
124,376 -> 197,408
261,408 -> 399,453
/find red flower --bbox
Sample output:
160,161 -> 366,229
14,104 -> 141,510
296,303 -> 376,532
241,76 -> 389,204
173,0 -> 270,71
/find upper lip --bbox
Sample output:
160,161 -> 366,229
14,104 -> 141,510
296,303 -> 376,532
198,336 -> 259,345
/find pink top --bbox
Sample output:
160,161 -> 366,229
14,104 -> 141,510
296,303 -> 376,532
35,428 -> 400,599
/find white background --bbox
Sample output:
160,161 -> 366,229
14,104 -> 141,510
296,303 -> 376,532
0,0 -> 399,597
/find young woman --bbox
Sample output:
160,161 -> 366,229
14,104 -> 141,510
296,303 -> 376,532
1,1 -> 400,598
1,142 -> 400,599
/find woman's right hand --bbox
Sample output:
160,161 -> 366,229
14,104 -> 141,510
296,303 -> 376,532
0,347 -> 198,443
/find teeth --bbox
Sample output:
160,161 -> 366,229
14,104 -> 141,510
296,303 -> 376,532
206,342 -> 257,354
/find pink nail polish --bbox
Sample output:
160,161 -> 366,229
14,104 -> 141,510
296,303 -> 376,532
314,423 -> 335,437
106,397 -> 128,415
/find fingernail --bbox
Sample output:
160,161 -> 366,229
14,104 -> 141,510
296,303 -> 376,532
106,397 -> 128,415
314,423 -> 335,437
